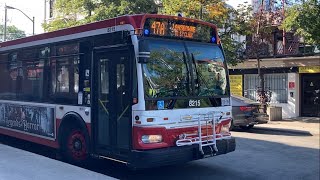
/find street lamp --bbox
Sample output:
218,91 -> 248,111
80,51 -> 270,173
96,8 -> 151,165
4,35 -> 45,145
4,5 -> 35,41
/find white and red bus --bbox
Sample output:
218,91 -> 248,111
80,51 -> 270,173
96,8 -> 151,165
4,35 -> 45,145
0,14 -> 235,168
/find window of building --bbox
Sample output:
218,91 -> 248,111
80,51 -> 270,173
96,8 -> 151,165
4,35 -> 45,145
244,73 -> 288,103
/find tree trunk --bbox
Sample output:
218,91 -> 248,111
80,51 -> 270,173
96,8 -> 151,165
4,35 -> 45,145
257,56 -> 266,113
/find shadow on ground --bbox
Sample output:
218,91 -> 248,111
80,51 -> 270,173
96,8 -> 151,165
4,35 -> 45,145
232,126 -> 313,136
1,134 -> 319,180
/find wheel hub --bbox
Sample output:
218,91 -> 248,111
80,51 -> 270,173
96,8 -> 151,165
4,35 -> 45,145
73,139 -> 82,151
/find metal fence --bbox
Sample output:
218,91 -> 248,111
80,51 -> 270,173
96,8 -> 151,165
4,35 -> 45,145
244,74 -> 288,103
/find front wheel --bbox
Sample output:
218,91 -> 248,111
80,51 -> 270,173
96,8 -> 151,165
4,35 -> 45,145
240,124 -> 254,130
61,128 -> 89,165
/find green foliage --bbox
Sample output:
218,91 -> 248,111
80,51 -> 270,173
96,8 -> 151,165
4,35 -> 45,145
282,0 -> 320,47
0,25 -> 26,41
43,0 -> 157,32
220,3 -> 253,65
161,0 -> 228,26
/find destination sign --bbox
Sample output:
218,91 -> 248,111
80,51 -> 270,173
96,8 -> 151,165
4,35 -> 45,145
144,18 -> 217,43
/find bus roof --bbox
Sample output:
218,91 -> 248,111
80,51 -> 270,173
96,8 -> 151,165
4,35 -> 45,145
0,14 -> 218,49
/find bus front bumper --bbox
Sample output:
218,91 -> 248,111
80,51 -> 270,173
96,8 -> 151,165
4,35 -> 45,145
129,137 -> 236,169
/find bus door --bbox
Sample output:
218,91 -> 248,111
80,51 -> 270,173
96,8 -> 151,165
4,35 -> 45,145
93,47 -> 133,158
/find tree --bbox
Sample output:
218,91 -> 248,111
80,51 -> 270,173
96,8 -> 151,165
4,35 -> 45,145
0,25 -> 26,42
220,3 -> 253,65
161,0 -> 228,26
282,0 -> 320,48
243,0 -> 285,113
43,0 -> 158,32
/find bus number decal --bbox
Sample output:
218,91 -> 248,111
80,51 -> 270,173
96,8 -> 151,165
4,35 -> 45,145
189,100 -> 200,107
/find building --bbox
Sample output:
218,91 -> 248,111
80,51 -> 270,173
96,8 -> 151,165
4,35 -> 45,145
228,0 -> 320,118
229,54 -> 320,118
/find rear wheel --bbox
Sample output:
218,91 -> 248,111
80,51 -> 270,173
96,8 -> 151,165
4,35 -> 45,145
229,119 -> 235,131
61,128 -> 89,165
240,124 -> 254,130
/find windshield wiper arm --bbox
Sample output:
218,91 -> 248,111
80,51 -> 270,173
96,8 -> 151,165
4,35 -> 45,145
166,52 -> 189,109
183,52 -> 191,94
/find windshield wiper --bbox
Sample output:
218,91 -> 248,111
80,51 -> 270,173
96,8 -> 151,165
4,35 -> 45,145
183,52 -> 191,94
165,52 -> 190,109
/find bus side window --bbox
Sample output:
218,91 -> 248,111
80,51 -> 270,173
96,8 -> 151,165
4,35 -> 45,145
22,59 -> 45,101
50,56 -> 79,104
0,53 -> 11,100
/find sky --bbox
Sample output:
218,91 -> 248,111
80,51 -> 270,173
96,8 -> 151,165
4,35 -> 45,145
0,0 -> 45,36
0,0 -> 250,37
226,0 -> 250,8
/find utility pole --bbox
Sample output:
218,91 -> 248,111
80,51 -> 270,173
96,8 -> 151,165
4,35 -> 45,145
44,0 -> 47,24
282,0 -> 286,55
4,4 -> 7,42
199,0 -> 205,20
5,5 -> 35,37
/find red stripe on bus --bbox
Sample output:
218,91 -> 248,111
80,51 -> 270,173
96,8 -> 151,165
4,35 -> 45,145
1,119 -> 91,149
0,128 -> 59,148
86,123 -> 91,136
0,14 -> 218,48
0,15 -> 139,48
132,121 -> 229,150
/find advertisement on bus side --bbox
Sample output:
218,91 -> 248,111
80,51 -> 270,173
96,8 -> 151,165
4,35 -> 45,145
0,103 -> 55,138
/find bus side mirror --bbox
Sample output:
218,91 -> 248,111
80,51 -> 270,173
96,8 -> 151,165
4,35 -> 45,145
122,30 -> 131,42
138,52 -> 150,63
138,40 -> 150,63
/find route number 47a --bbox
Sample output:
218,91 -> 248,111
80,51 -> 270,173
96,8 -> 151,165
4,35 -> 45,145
189,100 -> 200,107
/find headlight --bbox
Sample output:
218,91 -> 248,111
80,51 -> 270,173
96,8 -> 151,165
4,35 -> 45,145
220,121 -> 231,134
141,135 -> 163,144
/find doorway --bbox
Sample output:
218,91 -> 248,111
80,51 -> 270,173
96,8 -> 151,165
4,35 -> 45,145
92,47 -> 133,158
301,73 -> 320,117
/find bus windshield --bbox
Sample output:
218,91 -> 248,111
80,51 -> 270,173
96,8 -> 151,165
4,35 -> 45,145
143,39 -> 228,99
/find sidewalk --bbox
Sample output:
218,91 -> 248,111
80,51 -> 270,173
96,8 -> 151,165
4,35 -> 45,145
257,117 -> 320,136
281,116 -> 320,123
0,144 -> 116,180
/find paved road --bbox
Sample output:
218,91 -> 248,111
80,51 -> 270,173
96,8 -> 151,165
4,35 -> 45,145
89,124 -> 320,180
1,121 -> 319,180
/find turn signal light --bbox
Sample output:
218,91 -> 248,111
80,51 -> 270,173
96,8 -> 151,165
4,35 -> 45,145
146,118 -> 154,122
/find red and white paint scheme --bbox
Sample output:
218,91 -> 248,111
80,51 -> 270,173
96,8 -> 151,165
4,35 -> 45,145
0,14 -> 235,168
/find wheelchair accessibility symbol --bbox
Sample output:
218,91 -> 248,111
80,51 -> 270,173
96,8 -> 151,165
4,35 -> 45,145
157,101 -> 165,110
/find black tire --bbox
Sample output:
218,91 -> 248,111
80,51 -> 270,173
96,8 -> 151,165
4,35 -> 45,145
229,119 -> 235,131
240,124 -> 254,130
61,127 -> 90,165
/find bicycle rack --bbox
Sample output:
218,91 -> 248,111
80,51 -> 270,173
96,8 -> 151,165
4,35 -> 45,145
176,112 -> 220,156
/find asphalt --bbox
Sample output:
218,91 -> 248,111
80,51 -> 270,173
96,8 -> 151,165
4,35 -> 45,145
0,116 -> 318,180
